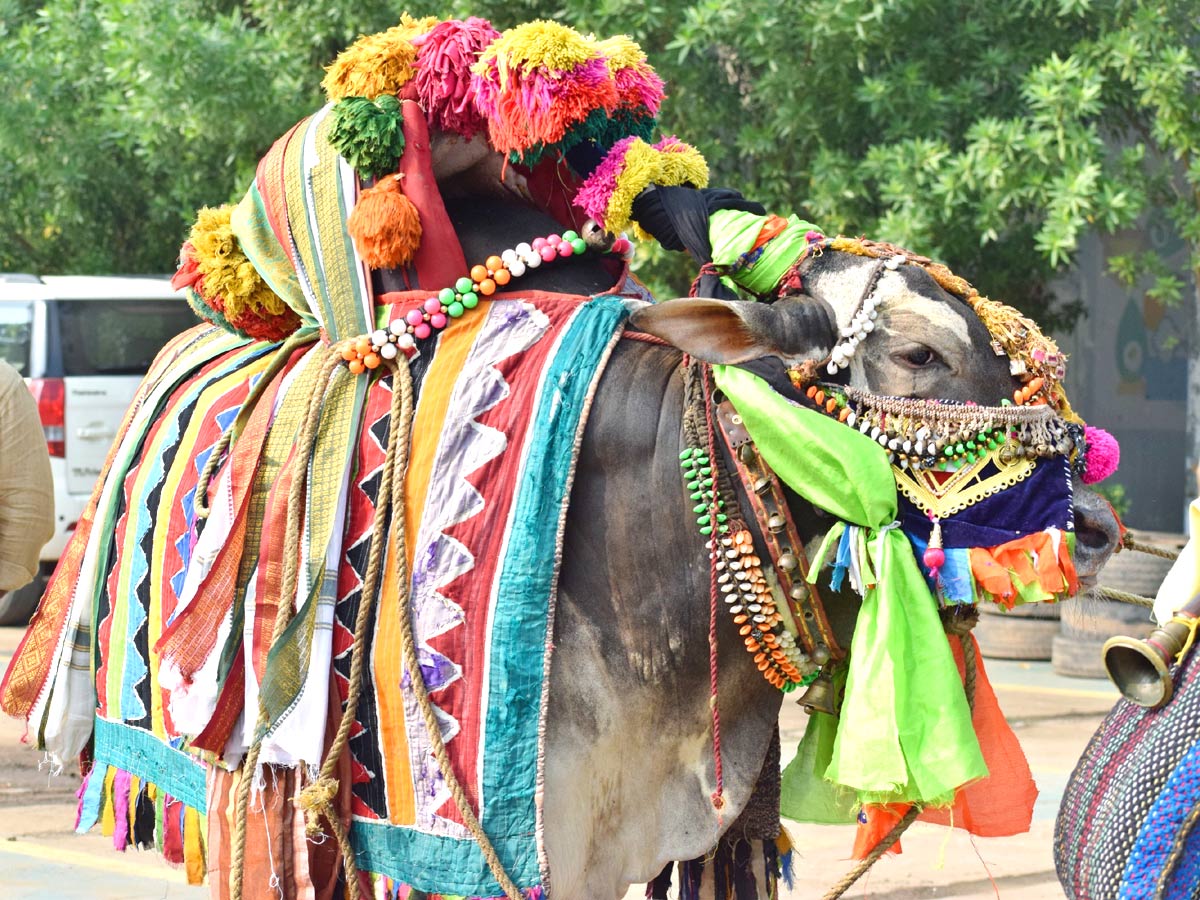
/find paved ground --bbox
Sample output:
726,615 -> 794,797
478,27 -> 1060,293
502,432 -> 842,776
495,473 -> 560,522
0,625 -> 1118,899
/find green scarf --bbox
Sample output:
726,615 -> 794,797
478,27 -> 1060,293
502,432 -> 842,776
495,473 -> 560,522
713,365 -> 986,812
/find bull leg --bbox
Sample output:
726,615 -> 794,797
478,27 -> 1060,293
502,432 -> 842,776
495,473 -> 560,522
648,726 -> 789,900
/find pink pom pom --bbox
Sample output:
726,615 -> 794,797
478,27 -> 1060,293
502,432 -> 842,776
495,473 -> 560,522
1082,426 -> 1120,484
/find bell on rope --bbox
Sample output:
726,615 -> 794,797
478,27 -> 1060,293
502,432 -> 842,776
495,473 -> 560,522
796,668 -> 838,716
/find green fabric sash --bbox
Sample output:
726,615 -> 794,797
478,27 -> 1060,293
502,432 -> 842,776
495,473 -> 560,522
713,365 -> 986,811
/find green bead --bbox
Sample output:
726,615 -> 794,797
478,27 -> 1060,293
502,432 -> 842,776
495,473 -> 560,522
966,452 -> 977,463
571,238 -> 587,255
438,287 -> 456,305
716,514 -> 728,523
987,439 -> 998,450
693,503 -> 707,514
718,524 -> 730,534
461,292 -> 479,309
977,432 -> 987,442
690,490 -> 704,500
955,442 -> 965,455
695,455 -> 710,464
702,478 -> 714,488
447,301 -> 465,318
697,514 -> 711,526
699,466 -> 712,476
966,440 -> 977,451
455,276 -> 473,294
562,229 -> 580,242
687,479 -> 700,490
699,526 -> 714,536
679,449 -> 694,460
942,446 -> 954,457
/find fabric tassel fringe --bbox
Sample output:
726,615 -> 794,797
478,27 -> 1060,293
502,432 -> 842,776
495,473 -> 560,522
348,174 -> 423,269
649,839 -> 783,900
321,14 -> 437,101
77,762 -> 207,885
573,136 -> 709,239
328,94 -> 407,180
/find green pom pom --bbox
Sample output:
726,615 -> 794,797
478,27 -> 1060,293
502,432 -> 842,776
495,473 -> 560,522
328,95 -> 406,181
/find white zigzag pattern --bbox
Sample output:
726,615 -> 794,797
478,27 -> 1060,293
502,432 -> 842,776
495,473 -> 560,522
404,299 -> 551,836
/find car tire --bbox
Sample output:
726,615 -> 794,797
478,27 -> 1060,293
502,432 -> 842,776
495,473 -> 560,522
0,575 -> 46,627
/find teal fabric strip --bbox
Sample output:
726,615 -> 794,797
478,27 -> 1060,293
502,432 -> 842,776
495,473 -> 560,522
479,295 -> 628,889
76,761 -> 109,833
352,819 -> 532,897
92,717 -> 207,813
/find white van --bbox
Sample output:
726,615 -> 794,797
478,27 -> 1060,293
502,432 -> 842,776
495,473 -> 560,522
0,275 -> 198,623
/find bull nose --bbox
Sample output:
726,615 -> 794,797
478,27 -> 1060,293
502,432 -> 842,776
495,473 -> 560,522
1074,485 -> 1122,580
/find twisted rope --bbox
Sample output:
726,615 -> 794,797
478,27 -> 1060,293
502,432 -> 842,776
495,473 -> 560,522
821,614 -> 979,900
1093,531 -> 1183,610
1098,586 -> 1156,609
1122,531 -> 1182,561
383,357 -> 524,900
225,345 -> 522,900
232,347 -> 343,900
293,352 -> 414,899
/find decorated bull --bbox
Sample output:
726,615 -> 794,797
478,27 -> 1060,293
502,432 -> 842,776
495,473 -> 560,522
1,15 -> 1121,900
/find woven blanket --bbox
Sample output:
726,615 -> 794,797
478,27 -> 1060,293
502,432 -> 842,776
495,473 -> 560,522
1,291 -> 628,897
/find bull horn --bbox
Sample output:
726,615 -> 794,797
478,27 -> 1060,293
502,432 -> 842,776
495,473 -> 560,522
1103,591 -> 1200,709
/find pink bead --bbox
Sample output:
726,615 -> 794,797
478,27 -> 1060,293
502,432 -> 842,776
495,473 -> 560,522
430,313 -> 448,329
923,547 -> 945,570
612,237 -> 631,255
557,241 -> 573,257
531,237 -> 547,250
424,297 -> 442,314
540,246 -> 557,262
545,234 -> 560,245
405,308 -> 424,326
413,322 -> 432,340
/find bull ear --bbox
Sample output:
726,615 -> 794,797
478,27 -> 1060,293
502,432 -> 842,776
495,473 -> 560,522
629,296 -> 837,365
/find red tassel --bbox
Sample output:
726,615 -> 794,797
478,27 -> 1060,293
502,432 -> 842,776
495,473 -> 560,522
348,174 -> 422,269
852,803 -> 910,858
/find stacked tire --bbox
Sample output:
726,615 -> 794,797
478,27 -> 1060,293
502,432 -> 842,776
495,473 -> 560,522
1051,532 -> 1184,678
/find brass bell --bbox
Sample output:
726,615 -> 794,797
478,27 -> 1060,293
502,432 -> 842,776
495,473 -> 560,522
739,443 -> 756,463
767,513 -> 786,533
777,552 -> 799,572
796,669 -> 838,716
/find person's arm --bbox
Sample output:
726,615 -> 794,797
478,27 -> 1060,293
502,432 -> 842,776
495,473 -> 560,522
0,363 -> 54,591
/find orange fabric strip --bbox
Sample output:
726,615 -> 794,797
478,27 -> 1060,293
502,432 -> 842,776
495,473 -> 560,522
752,214 -> 789,250
373,295 -> 491,826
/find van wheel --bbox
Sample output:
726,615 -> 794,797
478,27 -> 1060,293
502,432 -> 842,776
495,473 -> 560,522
0,576 -> 46,626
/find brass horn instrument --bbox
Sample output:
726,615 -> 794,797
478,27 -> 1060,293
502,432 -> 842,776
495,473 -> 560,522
1103,591 -> 1200,710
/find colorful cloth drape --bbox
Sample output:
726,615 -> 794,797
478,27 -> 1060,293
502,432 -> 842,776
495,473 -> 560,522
2,290 -> 627,898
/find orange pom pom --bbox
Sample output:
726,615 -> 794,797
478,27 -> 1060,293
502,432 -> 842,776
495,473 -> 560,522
347,174 -> 423,270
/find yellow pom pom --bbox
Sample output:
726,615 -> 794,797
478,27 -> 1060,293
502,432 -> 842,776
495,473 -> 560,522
188,204 -> 284,320
594,34 -> 648,73
322,14 -> 439,101
473,20 -> 596,88
348,175 -> 423,269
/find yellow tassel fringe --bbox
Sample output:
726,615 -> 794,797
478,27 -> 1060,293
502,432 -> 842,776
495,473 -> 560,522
322,14 -> 439,101
189,206 -> 286,319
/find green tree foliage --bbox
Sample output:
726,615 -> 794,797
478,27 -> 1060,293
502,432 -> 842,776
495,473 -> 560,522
2,1 -> 1197,345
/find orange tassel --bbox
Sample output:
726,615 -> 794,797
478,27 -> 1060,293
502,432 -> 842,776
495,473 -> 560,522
348,174 -> 422,269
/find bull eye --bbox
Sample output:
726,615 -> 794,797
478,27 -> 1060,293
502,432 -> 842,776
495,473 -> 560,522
898,346 -> 940,368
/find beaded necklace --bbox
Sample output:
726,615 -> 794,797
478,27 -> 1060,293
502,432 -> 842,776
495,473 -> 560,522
342,222 -> 632,372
